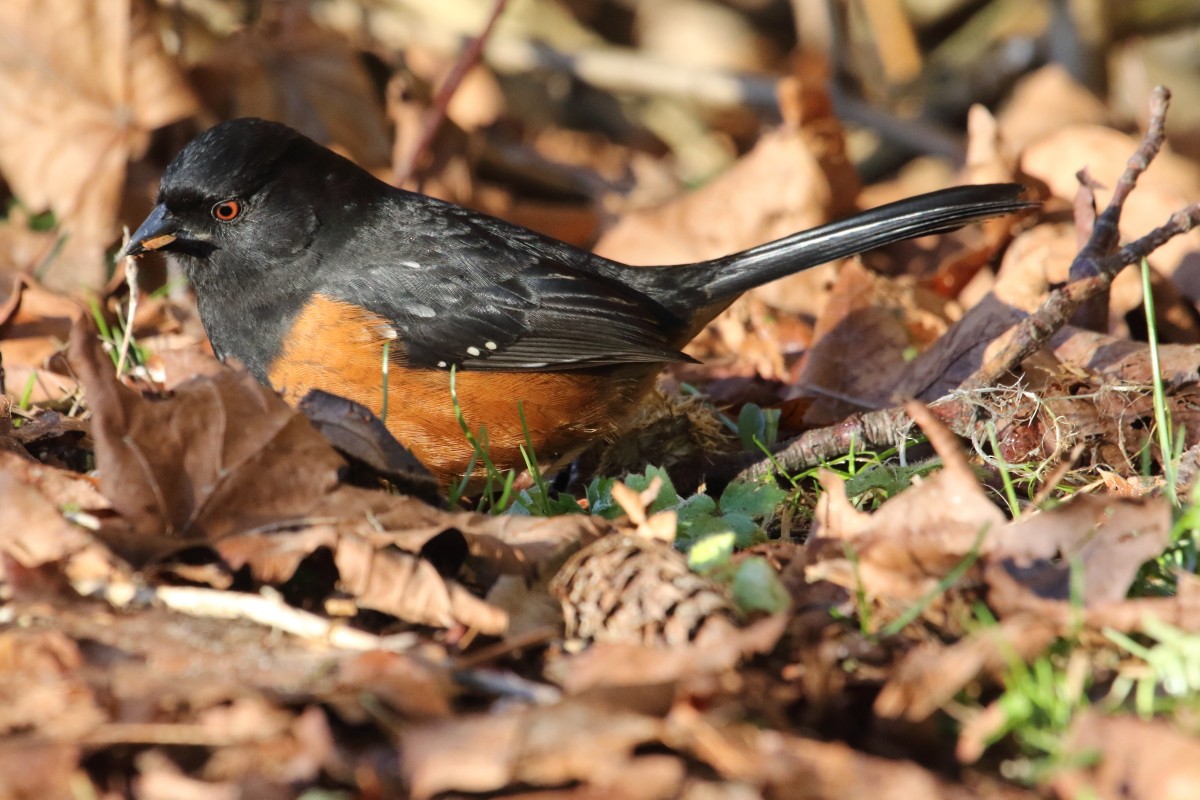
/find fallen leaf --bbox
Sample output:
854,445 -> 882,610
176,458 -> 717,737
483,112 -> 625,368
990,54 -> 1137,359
806,404 -> 1006,609
799,262 -> 950,425
875,614 -> 1058,721
68,319 -> 345,556
400,703 -> 668,799
0,629 -> 105,739
0,466 -> 97,568
0,0 -> 198,288
336,650 -> 454,720
1052,712 -> 1200,800
0,450 -> 106,511
0,744 -> 83,800
989,493 -> 1172,606
188,10 -> 390,168
330,527 -> 507,634
765,729 -> 1036,799
997,65 -> 1111,155
552,613 -> 787,700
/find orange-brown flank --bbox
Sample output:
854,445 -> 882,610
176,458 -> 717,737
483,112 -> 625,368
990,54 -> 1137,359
267,295 -> 653,485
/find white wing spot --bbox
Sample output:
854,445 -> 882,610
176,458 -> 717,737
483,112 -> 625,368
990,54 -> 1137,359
381,326 -> 399,340
437,360 -> 447,368
399,260 -> 421,269
466,346 -> 481,357
485,341 -> 498,350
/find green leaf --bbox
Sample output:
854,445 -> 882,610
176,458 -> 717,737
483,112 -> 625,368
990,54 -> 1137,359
719,480 -> 786,520
508,488 -> 584,517
731,557 -> 790,614
736,403 -> 780,449
675,493 -> 717,524
688,532 -> 735,573
585,476 -> 620,519
622,465 -> 679,513
721,512 -> 767,548
683,514 -> 737,543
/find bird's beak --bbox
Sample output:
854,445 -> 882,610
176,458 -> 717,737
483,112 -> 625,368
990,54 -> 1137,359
124,204 -> 179,257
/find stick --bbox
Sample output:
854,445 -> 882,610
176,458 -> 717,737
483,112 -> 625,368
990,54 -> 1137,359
395,0 -> 509,186
102,583 -> 418,652
115,230 -> 139,377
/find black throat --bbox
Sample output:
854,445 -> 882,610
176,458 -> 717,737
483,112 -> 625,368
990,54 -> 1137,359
181,253 -> 318,383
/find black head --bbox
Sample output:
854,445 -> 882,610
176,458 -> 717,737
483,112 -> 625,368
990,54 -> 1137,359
124,118 -> 377,282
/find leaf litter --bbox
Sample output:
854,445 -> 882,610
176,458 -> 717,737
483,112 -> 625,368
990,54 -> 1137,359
3,3 -> 1200,798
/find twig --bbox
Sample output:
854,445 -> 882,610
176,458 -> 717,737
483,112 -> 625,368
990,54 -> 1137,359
736,86 -> 1200,483
115,234 -> 139,378
103,583 -> 418,652
395,0 -> 509,186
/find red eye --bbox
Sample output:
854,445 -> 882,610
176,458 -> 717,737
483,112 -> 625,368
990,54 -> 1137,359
211,199 -> 242,222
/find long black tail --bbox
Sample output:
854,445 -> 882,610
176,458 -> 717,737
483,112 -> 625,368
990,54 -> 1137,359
644,183 -> 1033,308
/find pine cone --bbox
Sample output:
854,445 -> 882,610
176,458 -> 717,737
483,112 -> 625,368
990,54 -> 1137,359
550,534 -> 735,647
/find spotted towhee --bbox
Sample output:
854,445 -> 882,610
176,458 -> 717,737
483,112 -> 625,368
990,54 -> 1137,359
125,118 -> 1032,486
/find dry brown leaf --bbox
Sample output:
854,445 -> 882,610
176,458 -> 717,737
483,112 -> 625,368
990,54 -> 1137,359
1052,712 -> 1200,800
799,263 -> 952,426
135,754 -> 240,800
0,466 -> 97,568
201,704 -> 332,786
207,506 -> 510,634
875,614 -> 1058,721
989,493 -> 1171,606
68,319 -> 345,558
987,561 -> 1200,635
332,529 -> 507,634
806,403 -> 1006,607
553,613 -> 787,699
0,629 -> 105,740
0,0 -> 198,289
336,650 -> 454,720
0,450 -> 107,512
0,744 -> 83,800
189,11 -> 390,168
595,124 -> 842,266
702,724 -> 1037,799
460,509 -> 608,580
0,276 -> 84,404
997,65 -> 1111,156
891,219 -> 1056,401
0,209 -> 61,278
400,703 -> 668,799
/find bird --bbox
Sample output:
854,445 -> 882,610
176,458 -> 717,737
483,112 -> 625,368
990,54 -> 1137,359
125,118 -> 1032,488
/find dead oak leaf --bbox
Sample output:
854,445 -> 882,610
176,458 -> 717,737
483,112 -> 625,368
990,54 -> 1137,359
68,320 -> 345,560
805,403 -> 1005,627
400,703 -> 668,799
328,524 -> 506,634
0,466 -> 97,569
1052,712 -> 1200,800
875,613 -> 1058,722
988,493 -> 1172,607
806,463 -> 1005,604
0,0 -> 198,289
0,629 -> 106,740
187,11 -> 390,168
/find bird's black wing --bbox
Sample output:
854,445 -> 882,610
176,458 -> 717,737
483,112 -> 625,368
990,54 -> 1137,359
322,200 -> 693,371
